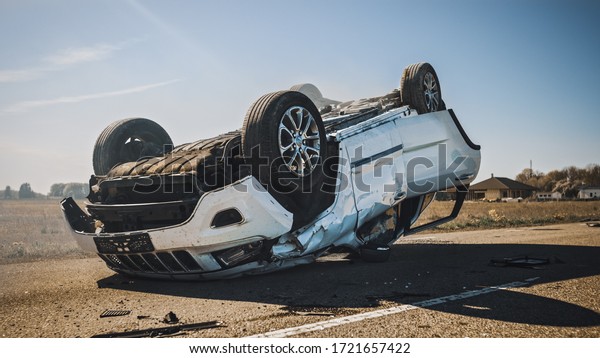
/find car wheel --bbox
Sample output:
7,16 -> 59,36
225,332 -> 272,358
93,118 -> 173,175
289,83 -> 324,103
439,99 -> 446,111
400,62 -> 442,113
360,244 -> 391,263
242,91 -> 327,209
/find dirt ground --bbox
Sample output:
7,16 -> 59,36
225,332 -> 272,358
1,222 -> 598,338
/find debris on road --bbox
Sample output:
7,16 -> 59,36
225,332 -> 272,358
99,309 -> 131,318
586,222 -> 600,227
91,320 -> 224,338
282,305 -> 348,317
288,310 -> 334,317
162,311 -> 179,324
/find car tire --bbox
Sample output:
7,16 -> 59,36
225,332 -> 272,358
400,62 -> 442,113
93,118 -> 173,175
289,83 -> 324,103
439,99 -> 446,111
360,244 -> 391,263
242,91 -> 328,212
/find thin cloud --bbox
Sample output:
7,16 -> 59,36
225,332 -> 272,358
44,43 -> 121,66
3,79 -> 181,113
0,68 -> 46,83
0,40 -> 138,83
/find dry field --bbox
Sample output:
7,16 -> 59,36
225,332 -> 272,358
0,199 -> 598,264
417,199 -> 600,231
0,199 -> 91,264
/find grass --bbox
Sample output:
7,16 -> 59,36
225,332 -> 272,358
0,199 -> 91,264
1,198 -> 598,264
415,200 -> 600,232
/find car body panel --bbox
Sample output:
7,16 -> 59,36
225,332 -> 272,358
66,176 -> 293,255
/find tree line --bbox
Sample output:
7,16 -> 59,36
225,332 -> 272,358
48,183 -> 89,199
2,182 -> 89,200
2,183 -> 43,199
516,164 -> 600,197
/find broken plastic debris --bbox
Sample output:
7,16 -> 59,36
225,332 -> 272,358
290,310 -> 334,317
163,311 -> 179,324
100,309 -> 131,318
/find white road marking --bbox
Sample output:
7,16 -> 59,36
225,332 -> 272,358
247,277 -> 540,338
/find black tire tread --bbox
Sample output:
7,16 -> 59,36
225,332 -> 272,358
400,62 -> 442,114
93,118 -> 172,175
241,91 -> 287,166
241,91 -> 328,225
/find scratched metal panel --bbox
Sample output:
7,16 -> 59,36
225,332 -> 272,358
342,119 -> 406,229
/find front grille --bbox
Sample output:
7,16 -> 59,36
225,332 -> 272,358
99,250 -> 204,274
156,252 -> 184,271
129,254 -> 154,271
172,250 -> 202,270
94,234 -> 154,254
141,253 -> 168,272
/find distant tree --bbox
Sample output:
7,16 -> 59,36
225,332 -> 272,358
62,183 -> 89,199
515,168 -> 543,188
49,183 -> 66,197
583,164 -> 600,186
3,185 -> 11,199
48,182 -> 88,199
543,170 -> 568,192
515,164 -> 600,198
565,166 -> 580,182
515,168 -> 532,183
18,183 -> 34,199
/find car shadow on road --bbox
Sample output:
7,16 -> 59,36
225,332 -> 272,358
97,243 -> 600,328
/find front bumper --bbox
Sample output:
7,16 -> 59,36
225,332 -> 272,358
61,176 -> 293,278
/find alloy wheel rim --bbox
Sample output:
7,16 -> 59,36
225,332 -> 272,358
423,72 -> 440,112
278,106 -> 321,176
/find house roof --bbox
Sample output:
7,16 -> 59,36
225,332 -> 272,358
469,176 -> 538,191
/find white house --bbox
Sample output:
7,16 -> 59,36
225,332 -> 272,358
578,187 -> 600,199
537,192 -> 563,201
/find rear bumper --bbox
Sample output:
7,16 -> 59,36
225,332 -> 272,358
61,176 -> 293,278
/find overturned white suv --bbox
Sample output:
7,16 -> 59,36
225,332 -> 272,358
61,63 -> 481,280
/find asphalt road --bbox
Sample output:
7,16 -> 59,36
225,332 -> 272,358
1,223 -> 599,338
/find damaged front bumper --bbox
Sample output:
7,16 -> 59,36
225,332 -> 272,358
61,176 -> 294,279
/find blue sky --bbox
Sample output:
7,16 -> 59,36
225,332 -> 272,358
0,0 -> 599,193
